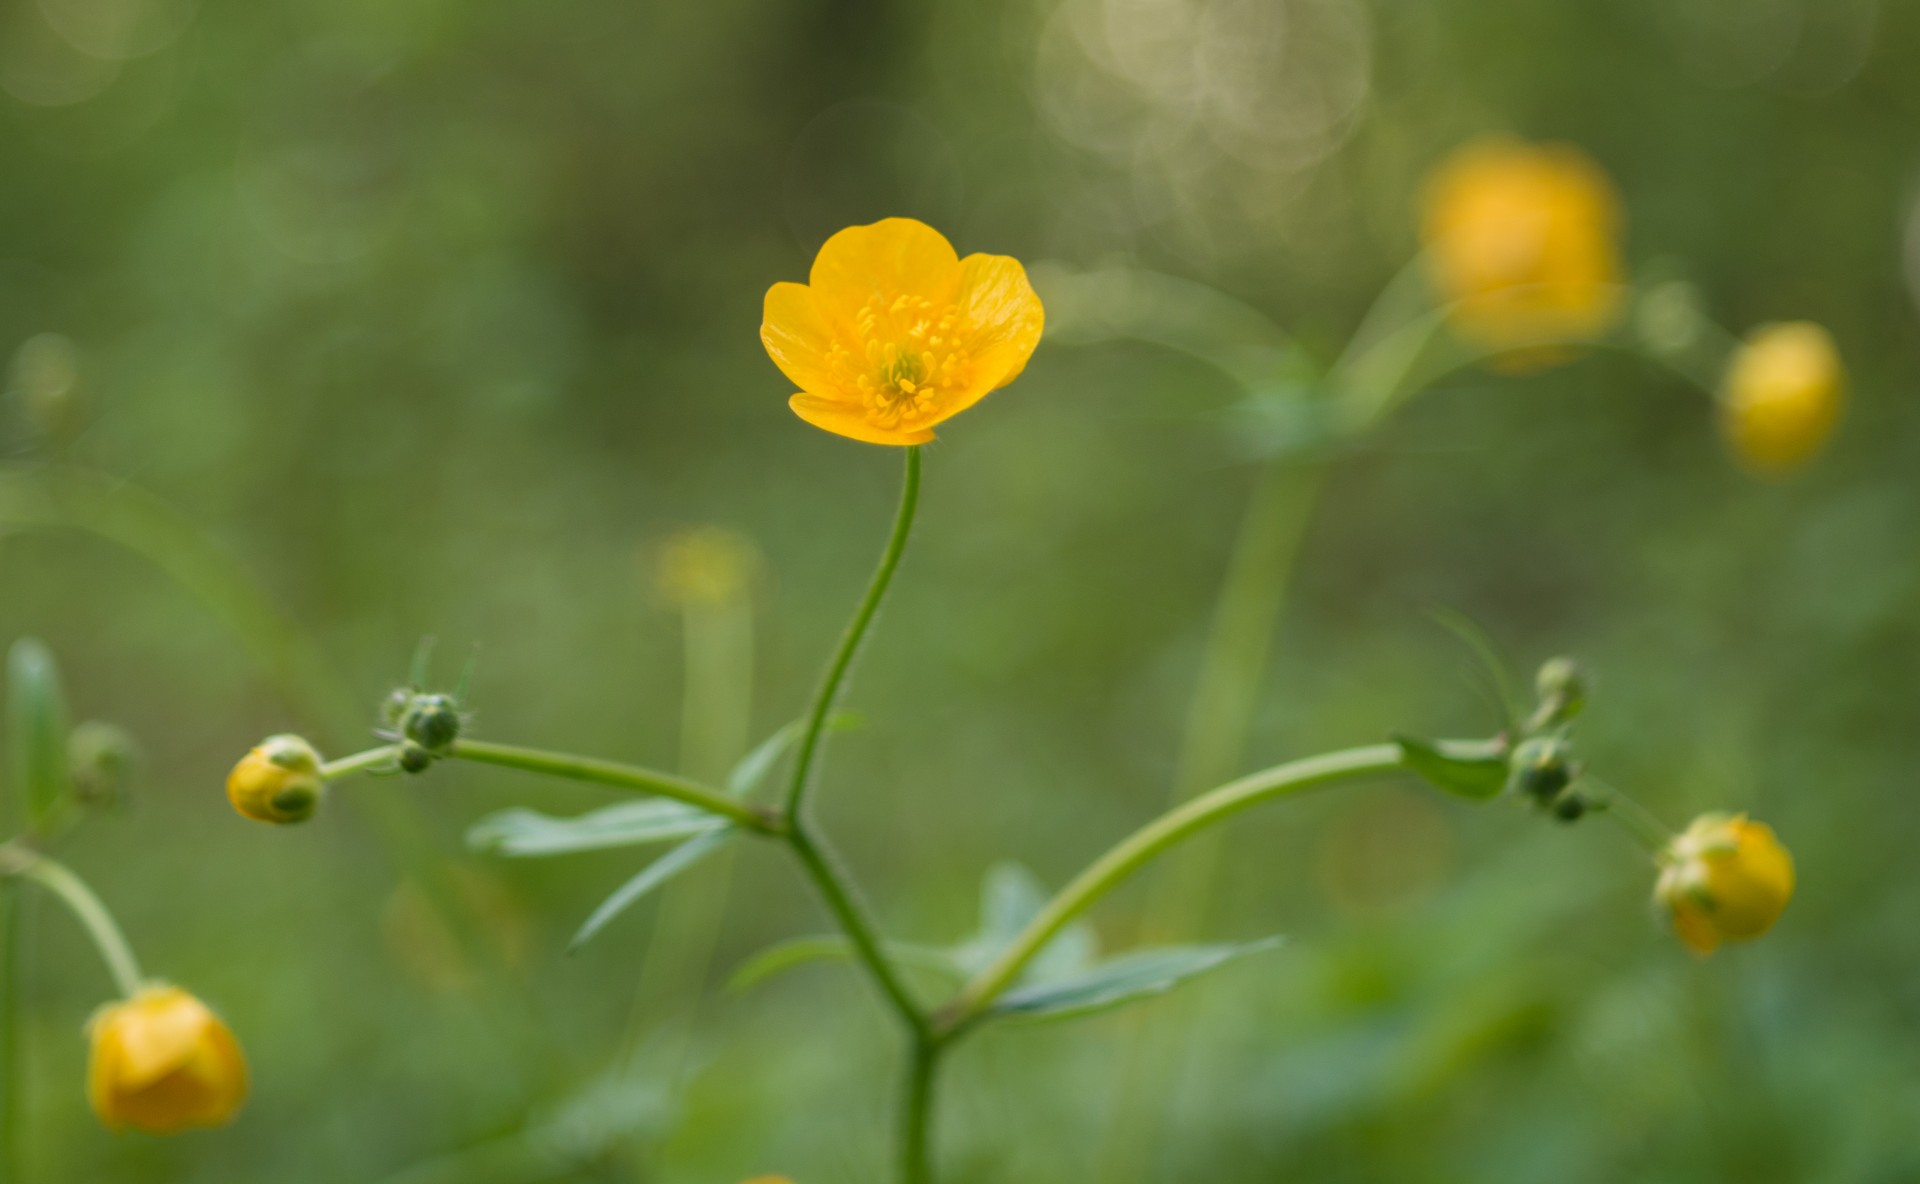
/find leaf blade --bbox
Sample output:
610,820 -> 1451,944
569,829 -> 734,952
987,938 -> 1284,1024
467,799 -> 727,857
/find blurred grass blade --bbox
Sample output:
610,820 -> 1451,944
468,800 -> 727,857
1424,605 -> 1520,732
725,711 -> 863,798
726,935 -> 960,995
1393,735 -> 1509,801
7,639 -> 71,826
987,938 -> 1284,1024
569,829 -> 733,952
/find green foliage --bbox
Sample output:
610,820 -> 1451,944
5,639 -> 69,826
466,800 -> 727,857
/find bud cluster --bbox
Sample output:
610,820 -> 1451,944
1508,657 -> 1595,822
381,689 -> 465,774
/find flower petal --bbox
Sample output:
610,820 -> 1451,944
808,218 -> 961,320
761,282 -> 844,396
956,252 -> 1046,387
788,393 -> 935,446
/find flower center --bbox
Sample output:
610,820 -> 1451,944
832,293 -> 974,430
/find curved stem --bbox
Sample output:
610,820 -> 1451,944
942,744 -> 1412,1028
7,853 -> 143,998
784,447 -> 921,818
445,740 -> 775,833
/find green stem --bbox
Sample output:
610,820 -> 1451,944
444,740 -> 774,833
784,446 -> 921,817
320,745 -> 400,781
900,1036 -> 941,1184
943,744 -> 1412,1028
0,884 -> 20,1184
786,823 -> 928,1036
7,853 -> 143,998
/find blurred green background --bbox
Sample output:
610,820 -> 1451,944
0,0 -> 1915,1179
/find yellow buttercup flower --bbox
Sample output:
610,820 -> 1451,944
761,217 -> 1045,445
1421,136 -> 1623,358
1719,321 -> 1844,476
226,734 -> 324,824
88,986 -> 248,1133
1655,813 -> 1795,956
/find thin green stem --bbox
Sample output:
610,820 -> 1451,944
900,1036 -> 941,1184
445,740 -> 774,833
943,744 -> 1412,1028
6,853 -> 142,998
0,883 -> 20,1184
320,745 -> 400,781
1587,776 -> 1675,855
786,823 -> 928,1036
784,446 -> 921,817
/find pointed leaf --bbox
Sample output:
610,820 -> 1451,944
7,639 -> 71,824
1394,735 -> 1509,801
725,935 -> 960,995
988,938 -> 1284,1024
725,712 -> 864,798
950,862 -> 1099,980
569,829 -> 734,952
468,799 -> 727,857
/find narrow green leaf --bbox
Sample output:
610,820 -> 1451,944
951,862 -> 1099,980
467,799 -> 726,857
725,712 -> 864,798
1393,734 -> 1509,801
987,938 -> 1284,1024
725,935 -> 960,995
569,829 -> 733,952
7,639 -> 71,824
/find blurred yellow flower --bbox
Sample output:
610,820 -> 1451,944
1655,813 -> 1795,956
761,217 -> 1045,445
226,734 -> 324,824
1421,136 -> 1623,358
88,986 -> 248,1133
656,526 -> 761,608
1719,321 -> 1844,476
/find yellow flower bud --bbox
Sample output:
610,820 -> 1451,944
1655,813 -> 1795,956
87,986 -> 248,1134
225,734 -> 324,824
1719,321 -> 1844,476
656,526 -> 761,609
1420,135 -> 1624,363
740,1177 -> 794,1184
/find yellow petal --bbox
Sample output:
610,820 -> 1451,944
808,218 -> 960,320
760,282 -> 845,397
788,393 -> 936,446
956,253 -> 1045,386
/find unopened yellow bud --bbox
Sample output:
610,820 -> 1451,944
1719,321 -> 1844,477
1420,135 -> 1623,363
1655,813 -> 1794,956
740,1177 -> 794,1184
656,527 -> 760,609
226,734 -> 324,824
87,986 -> 248,1133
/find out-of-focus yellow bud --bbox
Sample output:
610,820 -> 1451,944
225,734 -> 324,824
740,1177 -> 795,1184
1420,135 -> 1624,363
656,527 -> 761,609
1719,321 -> 1844,477
87,986 -> 248,1134
1655,813 -> 1795,956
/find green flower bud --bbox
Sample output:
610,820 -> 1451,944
1508,736 -> 1575,805
1528,657 -> 1588,731
397,741 -> 433,774
68,721 -> 137,809
401,694 -> 461,753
